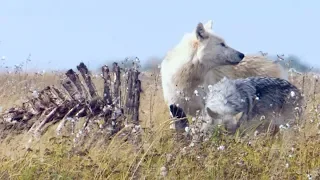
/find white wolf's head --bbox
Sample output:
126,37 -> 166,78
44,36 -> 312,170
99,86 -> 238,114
194,22 -> 245,68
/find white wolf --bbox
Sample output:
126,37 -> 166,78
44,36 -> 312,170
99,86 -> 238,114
160,20 -> 288,131
202,76 -> 303,136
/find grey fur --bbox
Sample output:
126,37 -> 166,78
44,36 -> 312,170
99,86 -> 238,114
204,76 -> 303,133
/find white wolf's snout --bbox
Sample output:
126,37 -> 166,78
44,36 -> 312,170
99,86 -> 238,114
227,50 -> 245,65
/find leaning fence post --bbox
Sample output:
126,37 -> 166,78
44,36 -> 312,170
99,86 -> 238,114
77,62 -> 98,99
65,69 -> 88,100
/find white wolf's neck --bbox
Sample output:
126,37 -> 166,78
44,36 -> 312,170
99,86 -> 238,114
161,32 -> 217,108
161,33 -> 209,94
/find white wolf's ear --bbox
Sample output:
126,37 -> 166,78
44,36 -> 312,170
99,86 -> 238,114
204,20 -> 213,30
206,107 -> 218,119
233,112 -> 243,122
196,22 -> 209,41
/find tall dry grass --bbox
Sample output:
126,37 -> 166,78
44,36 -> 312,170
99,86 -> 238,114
0,65 -> 320,179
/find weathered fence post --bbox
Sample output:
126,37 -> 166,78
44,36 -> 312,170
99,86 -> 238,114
65,69 -> 88,100
125,68 -> 133,115
132,78 -> 141,124
123,60 -> 142,125
131,67 -> 141,124
77,62 -> 98,99
61,78 -> 83,102
101,65 -> 112,105
112,62 -> 121,106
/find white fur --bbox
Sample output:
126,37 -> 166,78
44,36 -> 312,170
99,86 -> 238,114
161,33 -> 195,104
161,20 -> 214,106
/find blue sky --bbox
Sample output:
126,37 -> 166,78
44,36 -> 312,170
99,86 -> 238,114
0,0 -> 319,70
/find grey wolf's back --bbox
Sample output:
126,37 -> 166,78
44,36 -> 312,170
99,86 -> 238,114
237,77 -> 302,117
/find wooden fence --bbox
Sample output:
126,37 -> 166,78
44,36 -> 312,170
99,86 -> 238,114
0,61 -> 141,140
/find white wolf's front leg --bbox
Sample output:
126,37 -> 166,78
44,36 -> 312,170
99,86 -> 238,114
169,104 -> 189,132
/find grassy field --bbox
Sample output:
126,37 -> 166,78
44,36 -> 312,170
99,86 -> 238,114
0,67 -> 320,180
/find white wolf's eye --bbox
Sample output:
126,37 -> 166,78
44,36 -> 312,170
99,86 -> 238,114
220,43 -> 226,47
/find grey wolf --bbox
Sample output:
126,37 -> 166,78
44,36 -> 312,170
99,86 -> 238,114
203,76 -> 303,134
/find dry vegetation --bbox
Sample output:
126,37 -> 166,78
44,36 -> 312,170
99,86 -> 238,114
0,62 -> 320,180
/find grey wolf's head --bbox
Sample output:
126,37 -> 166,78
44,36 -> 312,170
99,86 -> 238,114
203,77 -> 246,134
195,22 -> 245,68
205,107 -> 243,134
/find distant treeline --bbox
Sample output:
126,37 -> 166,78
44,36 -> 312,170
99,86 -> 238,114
268,54 -> 319,73
96,54 -> 319,73
95,57 -> 163,72
139,54 -> 319,73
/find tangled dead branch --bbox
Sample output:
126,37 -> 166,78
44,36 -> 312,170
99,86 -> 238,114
0,61 -> 142,143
